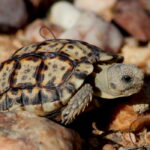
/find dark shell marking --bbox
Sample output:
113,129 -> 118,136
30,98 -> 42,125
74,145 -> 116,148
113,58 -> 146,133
0,39 -> 120,115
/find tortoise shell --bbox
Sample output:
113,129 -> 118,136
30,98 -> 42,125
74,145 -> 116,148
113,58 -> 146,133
0,39 -> 121,115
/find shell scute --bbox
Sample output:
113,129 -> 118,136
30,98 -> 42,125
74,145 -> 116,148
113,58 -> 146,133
61,43 -> 92,61
59,72 -> 90,106
40,88 -> 60,103
0,94 -> 9,110
13,44 -> 38,58
40,56 -> 73,87
22,87 -> 40,105
12,56 -> 42,88
0,89 -> 22,111
0,60 -> 15,94
40,88 -> 62,114
7,89 -> 22,108
75,62 -> 93,78
36,40 -> 64,53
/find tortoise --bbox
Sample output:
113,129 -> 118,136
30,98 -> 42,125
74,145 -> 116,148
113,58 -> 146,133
0,39 -> 144,124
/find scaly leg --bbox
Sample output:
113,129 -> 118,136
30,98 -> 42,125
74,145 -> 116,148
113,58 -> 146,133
61,84 -> 93,124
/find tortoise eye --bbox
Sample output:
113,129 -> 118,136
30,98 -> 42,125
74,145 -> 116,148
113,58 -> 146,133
121,75 -> 132,83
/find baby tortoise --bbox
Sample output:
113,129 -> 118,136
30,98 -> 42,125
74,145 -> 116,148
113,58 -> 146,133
0,39 -> 144,124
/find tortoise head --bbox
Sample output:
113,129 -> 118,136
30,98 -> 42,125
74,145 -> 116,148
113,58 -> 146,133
95,64 -> 144,99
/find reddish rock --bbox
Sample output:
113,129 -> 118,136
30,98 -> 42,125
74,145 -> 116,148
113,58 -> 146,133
108,84 -> 150,132
114,0 -> 150,41
139,0 -> 150,13
0,111 -> 82,150
108,103 -> 139,131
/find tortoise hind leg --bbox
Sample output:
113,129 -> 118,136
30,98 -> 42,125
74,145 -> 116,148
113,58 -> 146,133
61,84 -> 93,124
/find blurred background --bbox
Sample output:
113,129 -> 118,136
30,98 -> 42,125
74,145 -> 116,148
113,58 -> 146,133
0,0 -> 149,74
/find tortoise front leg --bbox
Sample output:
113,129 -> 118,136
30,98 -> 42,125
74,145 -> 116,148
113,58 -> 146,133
61,84 -> 93,125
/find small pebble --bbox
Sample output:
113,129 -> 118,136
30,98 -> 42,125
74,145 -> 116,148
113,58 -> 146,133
49,1 -> 81,30
102,144 -> 116,150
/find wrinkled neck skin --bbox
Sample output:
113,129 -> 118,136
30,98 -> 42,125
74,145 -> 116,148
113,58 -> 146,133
94,64 -> 118,99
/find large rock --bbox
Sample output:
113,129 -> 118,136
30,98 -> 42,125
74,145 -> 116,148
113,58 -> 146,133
114,0 -> 150,41
140,0 -> 150,13
74,0 -> 117,20
0,0 -> 28,32
0,111 -> 82,150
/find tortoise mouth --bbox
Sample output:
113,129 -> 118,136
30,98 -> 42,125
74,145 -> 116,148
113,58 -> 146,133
119,82 -> 143,97
102,83 -> 143,99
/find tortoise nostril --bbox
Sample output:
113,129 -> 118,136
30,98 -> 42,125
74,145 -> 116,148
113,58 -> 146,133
121,75 -> 132,83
